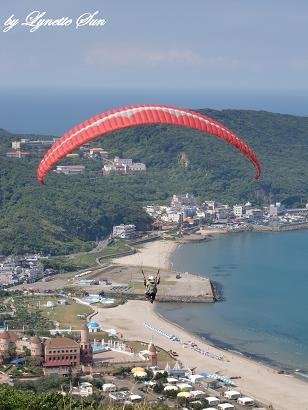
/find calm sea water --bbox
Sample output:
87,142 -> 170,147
1,88 -> 308,135
156,231 -> 308,374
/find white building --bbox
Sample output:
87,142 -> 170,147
206,396 -> 220,406
172,193 -> 196,207
190,390 -> 206,399
86,321 -> 102,333
269,202 -> 283,217
238,396 -> 254,405
71,382 -> 93,397
112,224 -> 136,239
224,390 -> 241,400
103,158 -> 146,174
165,362 -> 191,378
114,157 -> 133,166
55,165 -> 85,175
103,164 -> 128,175
233,205 -> 243,218
162,211 -> 182,223
246,208 -> 263,220
129,162 -> 146,171
12,141 -> 21,150
218,404 -> 235,410
89,148 -> 108,158
102,383 -> 116,392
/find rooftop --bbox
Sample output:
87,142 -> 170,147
87,322 -> 100,329
45,337 -> 79,349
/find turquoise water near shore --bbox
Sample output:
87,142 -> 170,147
156,231 -> 308,374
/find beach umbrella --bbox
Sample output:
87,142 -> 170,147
131,367 -> 144,373
177,391 -> 192,398
133,370 -> 147,378
177,383 -> 193,391
164,385 -> 179,391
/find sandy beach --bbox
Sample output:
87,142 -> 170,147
96,300 -> 308,410
113,239 -> 178,269
108,239 -> 308,409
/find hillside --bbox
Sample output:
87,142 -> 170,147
0,109 -> 307,255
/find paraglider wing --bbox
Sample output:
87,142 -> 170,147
37,104 -> 261,183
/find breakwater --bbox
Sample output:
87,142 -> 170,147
103,290 -> 215,303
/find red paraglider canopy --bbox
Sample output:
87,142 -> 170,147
37,104 -> 261,183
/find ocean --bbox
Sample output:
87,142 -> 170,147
0,88 -> 308,135
156,230 -> 308,376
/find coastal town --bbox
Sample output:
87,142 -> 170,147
6,134 -> 308,231
0,252 -> 308,410
6,138 -> 147,176
144,193 -> 308,233
2,2 -> 308,408
1,195 -> 308,409
0,306 -> 261,409
2,141 -> 308,408
2,192 -> 308,290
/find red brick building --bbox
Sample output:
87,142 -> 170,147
44,337 -> 81,370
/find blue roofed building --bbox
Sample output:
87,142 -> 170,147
86,322 -> 101,333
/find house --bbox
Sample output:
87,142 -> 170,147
218,403 -> 235,410
72,382 -> 93,397
89,148 -> 108,158
44,337 -> 81,369
206,396 -> 220,406
43,324 -> 92,375
103,163 -> 128,175
177,383 -> 192,392
164,362 -> 191,378
109,391 -> 129,402
114,157 -> 133,166
233,205 -> 243,217
102,383 -> 116,392
246,208 -> 263,221
112,224 -> 136,239
171,194 -> 196,207
238,396 -> 254,406
0,332 -> 42,364
129,162 -> 146,171
166,377 -> 178,384
55,165 -> 85,175
224,390 -> 241,400
103,157 -> 146,175
86,322 -> 101,333
6,151 -> 31,158
200,377 -> 219,389
129,394 -> 142,402
190,390 -> 206,399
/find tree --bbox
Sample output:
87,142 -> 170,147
153,382 -> 164,394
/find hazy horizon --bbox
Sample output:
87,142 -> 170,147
0,87 -> 307,135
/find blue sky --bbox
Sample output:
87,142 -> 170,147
1,0 -> 308,91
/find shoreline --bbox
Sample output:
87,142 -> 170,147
165,232 -> 307,375
109,235 -> 308,409
154,305 -> 307,378
94,300 -> 308,410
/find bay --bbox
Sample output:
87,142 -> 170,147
156,230 -> 308,374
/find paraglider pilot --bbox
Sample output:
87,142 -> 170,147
142,269 -> 160,303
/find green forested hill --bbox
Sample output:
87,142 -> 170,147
0,108 -> 307,255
